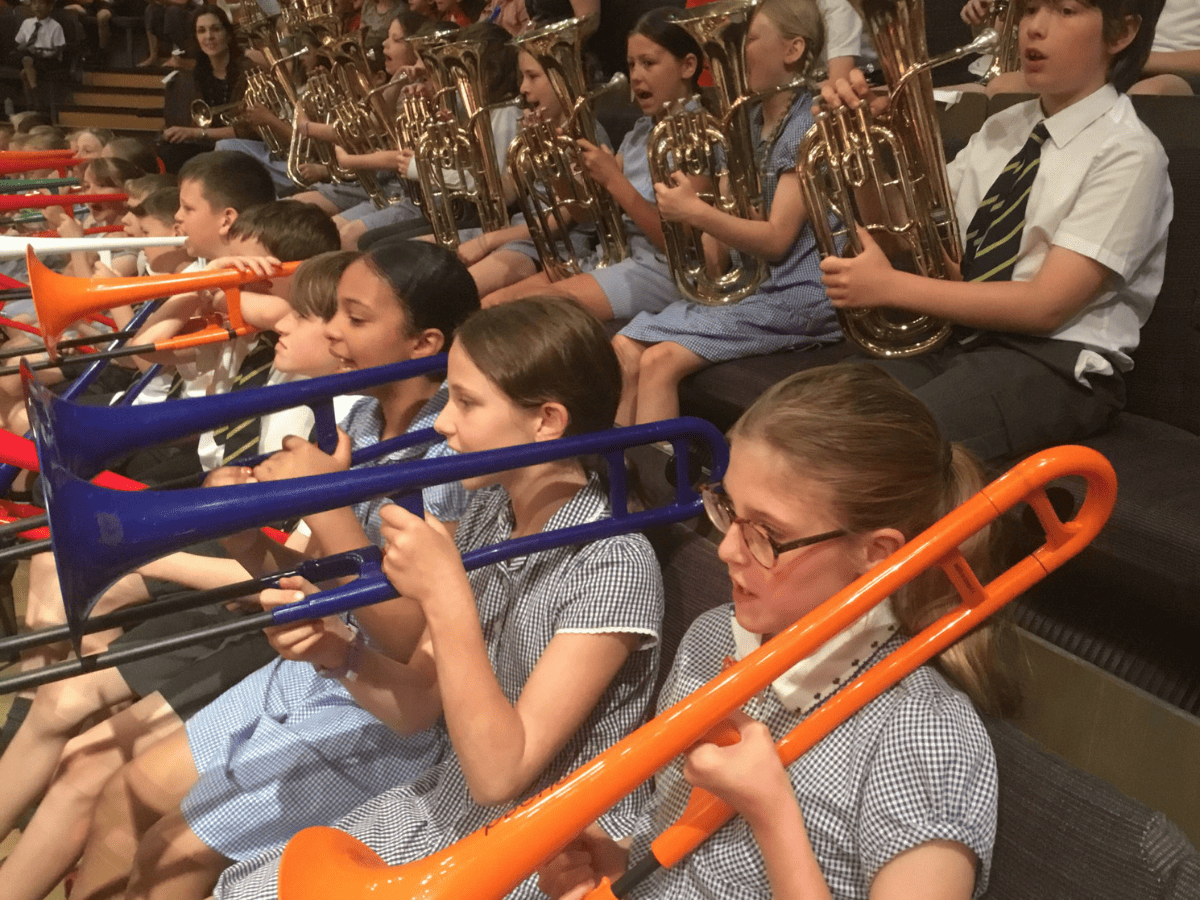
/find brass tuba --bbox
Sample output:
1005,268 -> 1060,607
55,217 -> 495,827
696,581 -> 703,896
646,0 -> 767,306
796,0 -> 998,357
507,15 -> 629,282
410,33 -> 516,250
980,0 -> 1022,84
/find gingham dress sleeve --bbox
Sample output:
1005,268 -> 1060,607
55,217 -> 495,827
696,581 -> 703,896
856,680 -> 998,895
555,535 -> 664,646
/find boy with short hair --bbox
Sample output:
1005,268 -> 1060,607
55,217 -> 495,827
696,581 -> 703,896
13,0 -> 64,98
819,0 -> 1172,462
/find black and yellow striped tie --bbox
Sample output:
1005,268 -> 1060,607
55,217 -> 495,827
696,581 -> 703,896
211,333 -> 278,465
960,122 -> 1050,283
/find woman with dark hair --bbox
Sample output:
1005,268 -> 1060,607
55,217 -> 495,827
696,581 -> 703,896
158,5 -> 247,174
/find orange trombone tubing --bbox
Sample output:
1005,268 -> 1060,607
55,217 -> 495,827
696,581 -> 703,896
276,445 -> 1117,900
0,192 -> 126,212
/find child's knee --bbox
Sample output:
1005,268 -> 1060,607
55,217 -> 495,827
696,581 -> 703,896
611,335 -> 645,382
640,342 -> 701,386
339,220 -> 365,251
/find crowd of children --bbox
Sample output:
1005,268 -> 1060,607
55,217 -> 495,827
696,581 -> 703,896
0,0 -> 1185,896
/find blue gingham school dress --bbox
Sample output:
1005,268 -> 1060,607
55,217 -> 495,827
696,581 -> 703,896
623,606 -> 998,900
180,390 -> 468,862
214,474 -> 665,899
619,91 -> 842,361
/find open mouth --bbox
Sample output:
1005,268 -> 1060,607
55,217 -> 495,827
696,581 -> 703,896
1024,48 -> 1046,62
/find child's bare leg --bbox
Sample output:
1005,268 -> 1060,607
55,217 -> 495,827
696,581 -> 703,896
339,218 -> 367,251
611,335 -> 650,427
633,341 -> 707,424
291,191 -> 340,215
127,811 -> 230,900
70,725 -> 198,900
468,250 -> 538,298
0,666 -> 136,839
0,692 -> 180,900
1129,74 -> 1193,95
483,271 -> 614,320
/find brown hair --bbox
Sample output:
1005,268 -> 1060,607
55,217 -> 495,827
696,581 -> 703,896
731,364 -> 1022,718
453,296 -> 622,438
86,156 -> 143,191
226,199 -> 340,260
755,0 -> 824,78
290,250 -> 357,320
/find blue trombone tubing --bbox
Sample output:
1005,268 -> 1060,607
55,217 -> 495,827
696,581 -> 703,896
0,300 -> 162,493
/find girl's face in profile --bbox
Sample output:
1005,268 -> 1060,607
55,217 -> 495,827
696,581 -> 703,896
82,165 -> 125,225
383,19 -> 416,74
436,341 -> 546,491
325,258 -> 419,373
518,52 -> 564,122
274,309 -> 341,377
716,436 -> 864,639
626,33 -> 696,116
744,11 -> 801,94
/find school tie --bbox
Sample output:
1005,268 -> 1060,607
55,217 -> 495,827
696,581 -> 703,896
959,121 -> 1050,283
211,334 -> 278,465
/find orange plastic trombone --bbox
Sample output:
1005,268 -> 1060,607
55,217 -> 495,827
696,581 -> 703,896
25,246 -> 299,357
277,444 -> 1117,900
0,192 -> 125,212
0,154 -> 81,177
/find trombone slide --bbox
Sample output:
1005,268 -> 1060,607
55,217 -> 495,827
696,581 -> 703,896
275,444 -> 1116,900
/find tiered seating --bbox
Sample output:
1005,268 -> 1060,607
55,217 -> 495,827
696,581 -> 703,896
658,94 -> 1200,718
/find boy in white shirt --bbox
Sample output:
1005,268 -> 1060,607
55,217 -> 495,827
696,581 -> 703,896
819,0 -> 1172,462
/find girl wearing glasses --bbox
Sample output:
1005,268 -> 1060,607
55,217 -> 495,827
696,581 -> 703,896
540,363 -> 1022,900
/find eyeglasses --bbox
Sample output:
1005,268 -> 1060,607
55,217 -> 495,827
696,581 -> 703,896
699,482 -> 847,569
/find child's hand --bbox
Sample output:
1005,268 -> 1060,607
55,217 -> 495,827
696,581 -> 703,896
298,162 -> 330,183
379,504 -> 464,608
261,575 -> 354,668
577,139 -> 622,190
456,234 -> 491,266
57,216 -> 84,239
396,148 -> 415,179
819,227 -> 896,309
654,172 -> 706,223
536,824 -> 629,900
206,255 -> 282,279
203,464 -> 257,488
92,261 -> 119,278
817,69 -> 889,119
682,711 -> 790,826
252,431 -> 353,483
960,0 -> 993,25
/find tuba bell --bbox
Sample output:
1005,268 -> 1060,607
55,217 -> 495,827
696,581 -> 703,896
796,0 -> 998,357
646,0 -> 768,306
507,15 -> 630,281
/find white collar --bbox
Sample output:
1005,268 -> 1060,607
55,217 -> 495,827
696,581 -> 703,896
731,601 -> 900,711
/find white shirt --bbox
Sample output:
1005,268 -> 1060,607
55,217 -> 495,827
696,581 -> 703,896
1151,0 -> 1200,53
946,84 -> 1172,378
817,0 -> 864,64
15,15 -> 65,54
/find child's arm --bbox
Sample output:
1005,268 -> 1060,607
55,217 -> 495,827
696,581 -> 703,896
457,222 -> 534,267
333,145 -> 403,173
379,504 -> 644,806
656,169 -> 808,263
1140,48 -> 1200,78
260,575 -> 443,728
684,712 -> 831,900
578,140 -> 669,250
822,227 -> 1112,334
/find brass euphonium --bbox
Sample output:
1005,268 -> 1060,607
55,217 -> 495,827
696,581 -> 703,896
507,15 -> 629,281
411,33 -> 516,249
647,0 -> 767,306
980,0 -> 1022,84
796,0 -> 998,357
